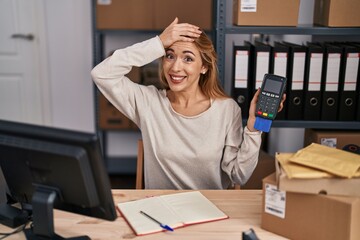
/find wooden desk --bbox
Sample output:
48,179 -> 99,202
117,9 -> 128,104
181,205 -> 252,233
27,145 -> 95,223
1,190 -> 288,240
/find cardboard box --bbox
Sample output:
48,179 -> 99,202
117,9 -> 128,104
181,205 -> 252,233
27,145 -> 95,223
233,0 -> 300,26
98,97 -> 139,130
275,153 -> 360,197
96,0 -> 212,30
98,93 -> 135,130
314,0 -> 360,27
304,129 -> 360,155
242,150 -> 275,189
261,173 -> 360,240
141,65 -> 165,89
97,66 -> 143,130
96,0 -> 154,30
126,67 -> 141,84
154,0 -> 212,30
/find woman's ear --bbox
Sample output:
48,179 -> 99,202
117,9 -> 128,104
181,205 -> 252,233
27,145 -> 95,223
201,66 -> 208,74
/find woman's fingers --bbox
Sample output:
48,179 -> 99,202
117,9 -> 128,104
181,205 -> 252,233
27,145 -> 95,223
159,18 -> 202,48
278,93 -> 286,112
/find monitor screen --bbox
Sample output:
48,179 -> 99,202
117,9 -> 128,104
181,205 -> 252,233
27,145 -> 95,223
0,120 -> 117,239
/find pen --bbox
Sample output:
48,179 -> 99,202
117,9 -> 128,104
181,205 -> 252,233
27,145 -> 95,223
139,210 -> 174,232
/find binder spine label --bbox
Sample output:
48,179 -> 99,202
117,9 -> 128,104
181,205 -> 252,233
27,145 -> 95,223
325,53 -> 341,91
274,52 -> 287,77
344,53 -> 359,91
292,53 -> 306,90
308,53 -> 323,91
235,51 -> 249,88
255,52 -> 270,89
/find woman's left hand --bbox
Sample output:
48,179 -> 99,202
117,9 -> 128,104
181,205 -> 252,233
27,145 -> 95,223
277,93 -> 286,113
246,88 -> 261,132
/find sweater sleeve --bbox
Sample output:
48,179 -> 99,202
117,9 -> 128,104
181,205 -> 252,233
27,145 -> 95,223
91,36 -> 165,126
221,110 -> 262,186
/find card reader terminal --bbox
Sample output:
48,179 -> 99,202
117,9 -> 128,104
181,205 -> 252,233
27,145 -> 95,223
254,74 -> 286,132
256,74 -> 286,120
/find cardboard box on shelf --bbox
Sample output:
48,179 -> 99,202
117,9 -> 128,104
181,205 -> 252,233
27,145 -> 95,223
154,0 -> 212,30
233,0 -> 300,26
304,129 -> 360,155
99,108 -> 132,130
96,0 -> 154,30
275,153 -> 360,197
96,0 -> 212,30
261,173 -> 360,240
314,0 -> 360,27
141,65 -> 164,89
98,93 -> 136,130
97,66 -> 142,130
126,67 -> 141,84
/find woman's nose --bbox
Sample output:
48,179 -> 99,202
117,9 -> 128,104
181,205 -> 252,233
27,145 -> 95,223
170,58 -> 182,72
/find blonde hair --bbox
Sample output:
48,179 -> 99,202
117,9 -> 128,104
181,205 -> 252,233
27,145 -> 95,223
159,31 -> 229,99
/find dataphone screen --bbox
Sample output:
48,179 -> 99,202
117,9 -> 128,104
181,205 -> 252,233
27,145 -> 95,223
263,78 -> 282,94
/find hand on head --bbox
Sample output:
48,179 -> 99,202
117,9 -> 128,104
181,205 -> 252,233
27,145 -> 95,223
159,17 -> 202,48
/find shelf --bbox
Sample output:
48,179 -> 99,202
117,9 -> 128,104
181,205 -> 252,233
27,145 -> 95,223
224,24 -> 360,35
271,121 -> 360,129
96,29 -> 162,34
241,120 -> 360,129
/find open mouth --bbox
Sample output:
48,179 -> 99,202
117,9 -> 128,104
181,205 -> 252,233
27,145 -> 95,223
169,74 -> 186,83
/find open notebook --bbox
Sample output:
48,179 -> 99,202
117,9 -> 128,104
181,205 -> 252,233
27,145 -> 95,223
117,191 -> 229,236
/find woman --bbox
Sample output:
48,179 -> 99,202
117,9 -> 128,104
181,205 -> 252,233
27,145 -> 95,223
92,18 -> 283,189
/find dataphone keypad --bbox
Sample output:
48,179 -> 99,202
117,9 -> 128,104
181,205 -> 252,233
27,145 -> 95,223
256,91 -> 280,119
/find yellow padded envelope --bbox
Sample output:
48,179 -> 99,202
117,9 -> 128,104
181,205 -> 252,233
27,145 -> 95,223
289,143 -> 360,178
277,153 -> 334,179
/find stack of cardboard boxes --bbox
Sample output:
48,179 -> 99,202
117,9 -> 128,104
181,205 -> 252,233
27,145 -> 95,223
261,129 -> 360,240
262,173 -> 360,240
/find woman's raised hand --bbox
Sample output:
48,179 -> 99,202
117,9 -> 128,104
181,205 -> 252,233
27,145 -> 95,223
159,17 -> 202,48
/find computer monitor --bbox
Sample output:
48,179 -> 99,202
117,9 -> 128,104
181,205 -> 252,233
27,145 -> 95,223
0,120 -> 117,239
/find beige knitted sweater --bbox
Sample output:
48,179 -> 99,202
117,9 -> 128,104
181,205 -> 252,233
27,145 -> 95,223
91,36 -> 262,189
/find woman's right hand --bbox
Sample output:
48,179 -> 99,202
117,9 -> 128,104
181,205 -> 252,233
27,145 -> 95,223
159,17 -> 202,48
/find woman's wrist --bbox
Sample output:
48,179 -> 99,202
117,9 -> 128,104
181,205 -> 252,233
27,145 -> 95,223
246,116 -> 258,132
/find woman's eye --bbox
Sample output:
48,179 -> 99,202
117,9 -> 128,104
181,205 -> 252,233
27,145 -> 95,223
184,57 -> 194,62
165,53 -> 174,60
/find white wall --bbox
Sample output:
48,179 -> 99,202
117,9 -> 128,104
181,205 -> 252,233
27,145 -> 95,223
44,0 -> 95,133
37,1 -> 140,171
